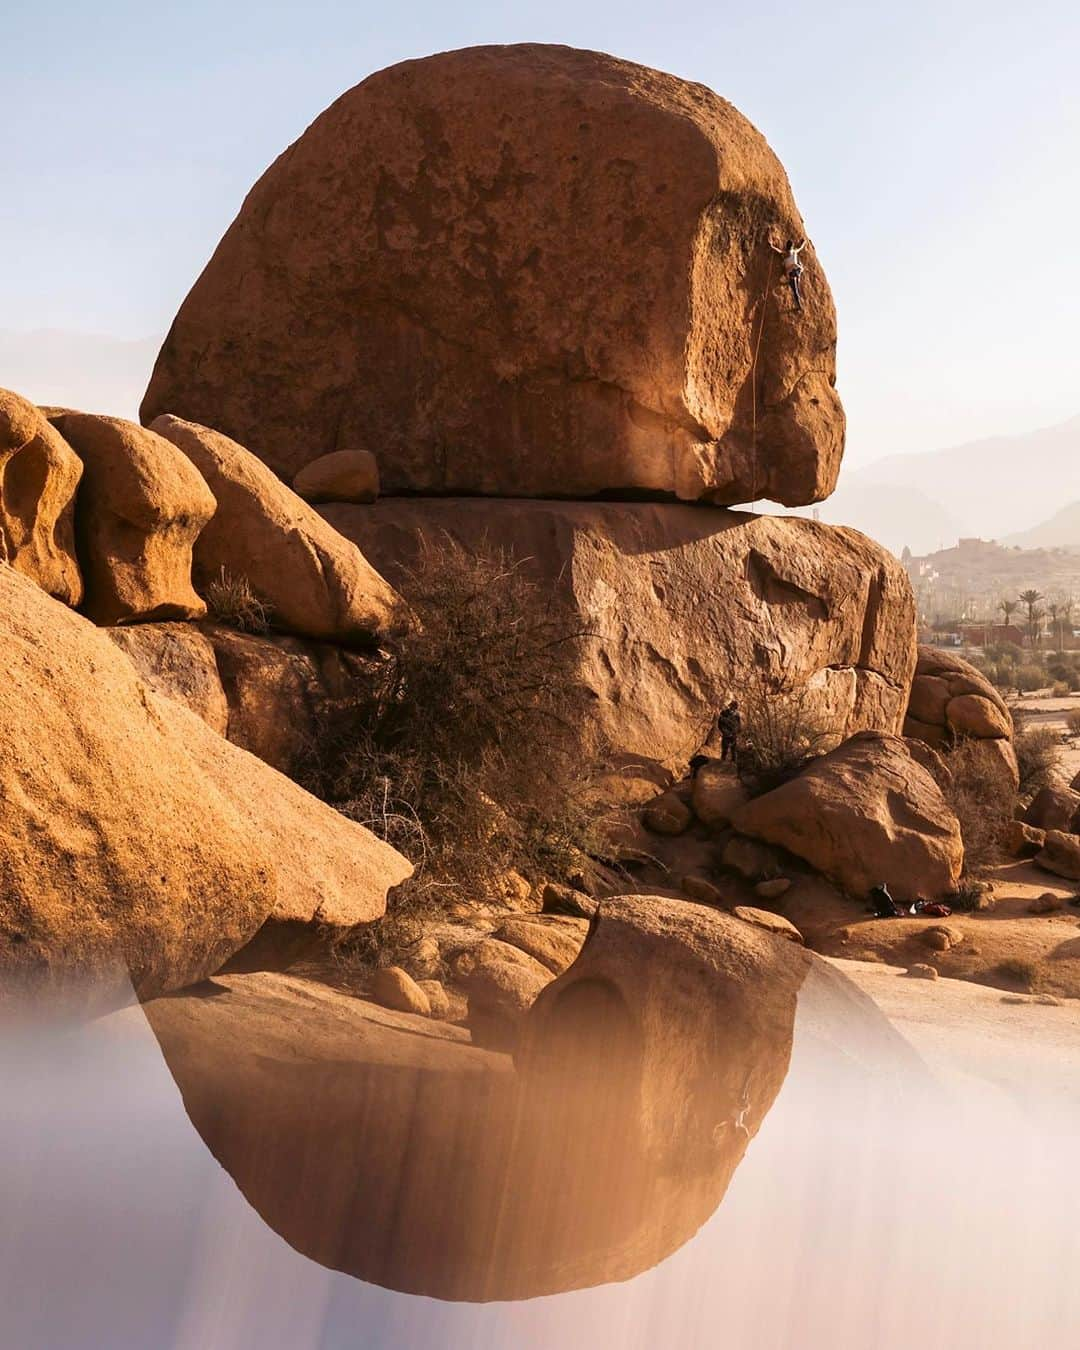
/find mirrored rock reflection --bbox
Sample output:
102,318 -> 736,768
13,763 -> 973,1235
143,895 -> 919,1302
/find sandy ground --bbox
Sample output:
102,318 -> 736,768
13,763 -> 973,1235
1011,690 -> 1080,783
830,954 -> 1080,1110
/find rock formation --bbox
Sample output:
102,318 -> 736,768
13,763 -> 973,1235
904,645 -> 1018,788
143,898 -> 814,1299
326,499 -> 916,772
0,386 -> 82,603
50,412 -> 215,623
149,415 -> 406,644
0,567 -> 409,1014
141,45 -> 843,507
293,449 -> 379,504
730,731 -> 963,902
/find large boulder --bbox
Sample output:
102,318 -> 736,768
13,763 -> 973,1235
146,901 -> 901,1300
326,499 -> 916,773
731,731 -> 964,902
141,45 -> 843,507
148,415 -> 406,644
0,567 -> 409,1014
51,412 -> 215,624
0,387 -> 82,603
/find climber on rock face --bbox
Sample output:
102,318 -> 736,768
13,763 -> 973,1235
770,236 -> 807,312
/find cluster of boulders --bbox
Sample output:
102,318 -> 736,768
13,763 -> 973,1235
634,731 -> 964,908
1017,784 -> 1080,881
903,645 -> 1019,787
0,386 -> 413,1010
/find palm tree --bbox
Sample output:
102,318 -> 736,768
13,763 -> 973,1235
1019,589 -> 1045,647
998,598 -> 1019,632
1060,599 -> 1074,652
1049,602 -> 1060,653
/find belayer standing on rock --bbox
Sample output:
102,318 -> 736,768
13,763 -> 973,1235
718,700 -> 741,764
770,237 -> 807,312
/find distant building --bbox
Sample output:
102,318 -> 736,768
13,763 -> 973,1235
958,623 -> 1025,648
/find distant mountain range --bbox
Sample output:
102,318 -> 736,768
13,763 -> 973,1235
1003,499 -> 1080,551
801,415 -> 1080,557
0,329 -> 160,421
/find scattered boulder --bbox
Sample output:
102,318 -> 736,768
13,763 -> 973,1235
149,415 -> 406,644
691,761 -> 751,829
141,45 -> 843,508
1006,820 -> 1047,857
1024,786 -> 1080,835
643,790 -> 693,836
293,449 -> 379,504
1035,831 -> 1080,882
0,566 -> 408,1012
722,834 -> 787,882
370,966 -> 431,1017
681,874 -> 725,906
731,906 -> 803,944
491,918 -> 588,974
0,387 -> 82,603
1028,893 -> 1064,916
50,412 -> 215,623
416,978 -> 453,1020
755,877 -> 792,901
923,926 -> 960,952
540,882 -> 598,920
906,964 -> 938,981
331,499 -> 917,774
731,731 -> 963,903
453,938 -> 554,1048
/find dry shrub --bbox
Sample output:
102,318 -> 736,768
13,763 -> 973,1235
995,956 -> 1038,992
1066,709 -> 1080,736
1013,723 -> 1063,797
204,566 -> 272,634
302,535 -> 609,956
941,739 -> 1015,875
736,676 -> 844,796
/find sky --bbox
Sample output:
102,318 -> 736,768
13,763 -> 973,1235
3,0 -> 1078,468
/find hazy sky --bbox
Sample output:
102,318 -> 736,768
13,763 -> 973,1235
4,0 -> 1078,467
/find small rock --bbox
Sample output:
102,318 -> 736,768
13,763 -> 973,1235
1034,993 -> 1062,1006
415,978 -> 451,1019
1006,820 -> 1046,858
370,965 -> 431,1017
1028,892 -> 1064,915
690,762 -> 750,830
721,834 -> 783,882
731,906 -> 803,944
642,790 -> 693,836
754,877 -> 791,901
293,448 -> 380,504
541,881 -> 597,919
681,873 -> 724,906
906,963 -> 939,980
493,917 -> 586,974
922,926 -> 958,952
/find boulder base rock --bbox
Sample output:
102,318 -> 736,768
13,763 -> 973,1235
0,387 -> 82,603
149,415 -> 406,644
370,966 -> 431,1016
106,623 -> 229,734
51,412 -> 215,623
731,731 -> 963,903
327,499 -> 916,773
1024,786 -> 1080,835
293,449 -> 379,504
141,44 -> 843,507
0,567 -> 408,1013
